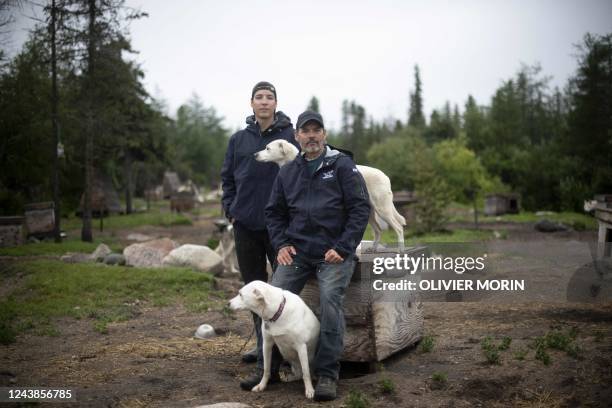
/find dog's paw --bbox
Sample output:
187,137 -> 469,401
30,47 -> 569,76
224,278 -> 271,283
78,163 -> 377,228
252,383 -> 266,393
305,386 -> 315,399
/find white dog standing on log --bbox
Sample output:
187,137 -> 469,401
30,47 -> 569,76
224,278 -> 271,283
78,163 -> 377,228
229,280 -> 320,399
254,139 -> 406,250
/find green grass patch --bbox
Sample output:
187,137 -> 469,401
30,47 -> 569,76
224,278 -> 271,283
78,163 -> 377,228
0,260 -> 217,343
531,327 -> 582,365
481,335 -> 513,364
0,237 -> 122,257
378,377 -> 395,394
448,209 -> 596,230
363,225 -> 494,245
62,211 -> 192,231
431,371 -> 448,389
419,335 -> 435,353
514,348 -> 528,360
345,389 -> 370,408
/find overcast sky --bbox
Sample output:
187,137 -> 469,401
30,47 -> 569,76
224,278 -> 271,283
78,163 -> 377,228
7,0 -> 612,132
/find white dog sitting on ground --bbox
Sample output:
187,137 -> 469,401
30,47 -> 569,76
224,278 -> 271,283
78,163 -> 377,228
229,280 -> 320,399
254,139 -> 406,250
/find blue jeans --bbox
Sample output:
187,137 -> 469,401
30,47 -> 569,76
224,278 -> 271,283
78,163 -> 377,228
266,252 -> 355,380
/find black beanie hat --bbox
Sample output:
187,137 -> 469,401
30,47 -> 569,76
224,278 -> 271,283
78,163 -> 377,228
251,81 -> 277,100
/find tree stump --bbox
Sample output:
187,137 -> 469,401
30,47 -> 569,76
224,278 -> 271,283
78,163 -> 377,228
300,246 -> 425,362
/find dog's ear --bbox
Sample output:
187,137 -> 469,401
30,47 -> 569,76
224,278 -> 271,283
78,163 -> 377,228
252,288 -> 265,303
278,141 -> 284,153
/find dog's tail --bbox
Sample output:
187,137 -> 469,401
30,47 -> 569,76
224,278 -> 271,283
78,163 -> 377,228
391,202 -> 406,226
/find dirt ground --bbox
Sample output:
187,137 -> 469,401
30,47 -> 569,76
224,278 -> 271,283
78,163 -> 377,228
1,213 -> 611,408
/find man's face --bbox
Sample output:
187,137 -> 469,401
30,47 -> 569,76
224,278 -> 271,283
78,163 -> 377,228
250,90 -> 277,121
296,121 -> 327,158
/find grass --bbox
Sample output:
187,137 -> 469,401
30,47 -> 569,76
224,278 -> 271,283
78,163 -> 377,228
419,335 -> 435,353
0,237 -> 122,257
514,348 -> 528,360
363,225 -> 495,245
431,371 -> 448,389
531,327 -> 582,365
0,260 -> 218,344
448,207 -> 597,230
481,335 -> 513,365
61,211 -> 192,231
345,389 -> 370,408
378,377 -> 395,394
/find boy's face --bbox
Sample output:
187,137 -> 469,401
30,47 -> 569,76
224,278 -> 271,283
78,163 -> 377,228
251,90 -> 277,121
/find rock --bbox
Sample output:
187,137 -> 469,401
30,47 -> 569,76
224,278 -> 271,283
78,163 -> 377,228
60,252 -> 93,263
194,324 -> 216,339
104,253 -> 126,266
535,211 -> 556,216
126,233 -> 154,242
27,236 -> 40,244
123,238 -> 178,268
163,244 -> 223,275
534,219 -> 569,233
193,404 -> 252,408
91,243 -> 112,262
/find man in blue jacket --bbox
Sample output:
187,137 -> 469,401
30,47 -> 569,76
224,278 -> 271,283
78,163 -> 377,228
220,82 -> 297,374
264,110 -> 371,401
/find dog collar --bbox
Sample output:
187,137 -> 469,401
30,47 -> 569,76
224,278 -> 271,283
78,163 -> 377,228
268,296 -> 286,322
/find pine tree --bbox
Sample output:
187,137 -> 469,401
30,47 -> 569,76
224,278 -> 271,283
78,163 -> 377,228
408,65 -> 425,128
306,95 -> 320,113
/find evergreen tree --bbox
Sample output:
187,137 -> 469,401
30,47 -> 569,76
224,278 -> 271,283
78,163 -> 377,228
408,65 -> 425,128
563,33 -> 612,209
306,95 -> 320,113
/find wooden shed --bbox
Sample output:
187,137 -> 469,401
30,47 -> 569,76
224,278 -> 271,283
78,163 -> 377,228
300,246 -> 425,362
163,171 -> 181,199
0,216 -> 25,247
77,174 -> 122,217
484,193 -> 520,216
24,202 -> 55,238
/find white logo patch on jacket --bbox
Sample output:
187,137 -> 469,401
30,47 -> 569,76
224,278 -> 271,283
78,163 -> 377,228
322,170 -> 335,180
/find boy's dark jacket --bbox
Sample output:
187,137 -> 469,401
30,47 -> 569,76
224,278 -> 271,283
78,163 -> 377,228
265,145 -> 371,259
221,111 -> 297,231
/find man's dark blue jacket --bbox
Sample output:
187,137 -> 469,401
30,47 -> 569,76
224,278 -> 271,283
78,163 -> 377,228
221,111 -> 297,231
265,146 -> 371,259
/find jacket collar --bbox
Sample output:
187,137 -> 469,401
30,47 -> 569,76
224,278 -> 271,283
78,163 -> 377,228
245,111 -> 292,135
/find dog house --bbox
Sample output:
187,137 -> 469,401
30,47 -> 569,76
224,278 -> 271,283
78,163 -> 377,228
300,246 -> 425,362
484,193 -> 520,216
0,216 -> 25,247
24,202 -> 56,239
593,195 -> 612,260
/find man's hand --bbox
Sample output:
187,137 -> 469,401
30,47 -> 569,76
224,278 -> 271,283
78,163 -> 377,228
277,245 -> 296,265
324,249 -> 344,264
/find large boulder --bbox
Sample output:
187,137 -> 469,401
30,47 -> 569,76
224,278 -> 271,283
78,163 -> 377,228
123,238 -> 179,268
163,244 -> 223,275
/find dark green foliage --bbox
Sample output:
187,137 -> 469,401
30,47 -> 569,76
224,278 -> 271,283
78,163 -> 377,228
408,65 -> 426,128
307,95 -> 320,113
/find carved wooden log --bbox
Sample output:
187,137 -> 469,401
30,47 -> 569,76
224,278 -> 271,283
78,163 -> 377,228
300,246 -> 425,362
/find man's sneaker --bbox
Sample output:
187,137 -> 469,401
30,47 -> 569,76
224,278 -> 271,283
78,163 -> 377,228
241,347 -> 258,363
239,369 -> 280,391
314,376 -> 337,401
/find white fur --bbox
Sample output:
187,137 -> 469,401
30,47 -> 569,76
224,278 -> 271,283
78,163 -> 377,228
254,139 -> 406,250
229,280 -> 320,399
